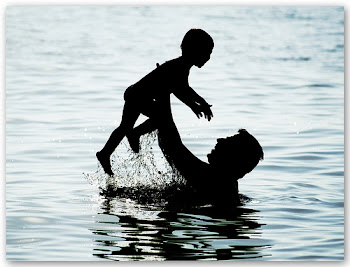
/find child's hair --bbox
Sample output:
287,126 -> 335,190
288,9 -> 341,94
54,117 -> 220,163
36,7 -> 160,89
180,28 -> 214,55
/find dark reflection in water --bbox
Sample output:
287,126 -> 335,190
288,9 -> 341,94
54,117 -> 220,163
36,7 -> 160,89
90,186 -> 271,261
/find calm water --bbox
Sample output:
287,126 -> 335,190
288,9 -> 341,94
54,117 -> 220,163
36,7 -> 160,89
6,6 -> 344,261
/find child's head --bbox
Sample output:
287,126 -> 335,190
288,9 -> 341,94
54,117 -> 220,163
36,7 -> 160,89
181,29 -> 214,67
207,129 -> 264,179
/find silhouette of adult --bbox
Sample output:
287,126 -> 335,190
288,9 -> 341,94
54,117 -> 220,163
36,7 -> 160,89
155,98 -> 264,199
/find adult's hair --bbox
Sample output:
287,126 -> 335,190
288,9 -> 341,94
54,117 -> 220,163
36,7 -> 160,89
234,129 -> 264,174
210,129 -> 264,178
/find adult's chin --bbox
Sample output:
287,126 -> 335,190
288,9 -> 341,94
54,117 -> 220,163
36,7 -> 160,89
207,153 -> 212,163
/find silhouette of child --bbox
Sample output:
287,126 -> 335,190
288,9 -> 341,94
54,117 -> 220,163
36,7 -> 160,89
97,29 -> 214,176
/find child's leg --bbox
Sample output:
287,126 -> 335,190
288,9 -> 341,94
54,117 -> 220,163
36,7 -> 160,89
127,119 -> 157,153
127,96 -> 171,153
97,101 -> 140,175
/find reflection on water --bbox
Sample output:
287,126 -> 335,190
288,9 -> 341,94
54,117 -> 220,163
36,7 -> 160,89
86,133 -> 271,261
90,191 -> 271,261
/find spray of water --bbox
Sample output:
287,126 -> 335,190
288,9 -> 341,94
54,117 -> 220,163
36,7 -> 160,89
85,131 -> 187,204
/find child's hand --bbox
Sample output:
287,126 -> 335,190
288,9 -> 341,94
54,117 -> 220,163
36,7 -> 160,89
191,103 -> 213,121
191,104 -> 204,119
201,104 -> 213,121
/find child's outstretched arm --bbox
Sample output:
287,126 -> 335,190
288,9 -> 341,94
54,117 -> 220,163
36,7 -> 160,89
174,87 -> 213,121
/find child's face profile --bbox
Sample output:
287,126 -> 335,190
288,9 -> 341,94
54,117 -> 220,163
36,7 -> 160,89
193,48 -> 212,68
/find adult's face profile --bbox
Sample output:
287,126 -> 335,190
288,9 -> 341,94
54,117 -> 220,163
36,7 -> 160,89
206,129 -> 263,179
207,133 -> 239,166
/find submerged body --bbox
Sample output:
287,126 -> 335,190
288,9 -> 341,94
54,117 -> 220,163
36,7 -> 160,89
156,103 -> 264,202
157,111 -> 239,200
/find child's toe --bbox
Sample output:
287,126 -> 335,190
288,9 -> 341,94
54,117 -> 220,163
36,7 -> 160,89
96,152 -> 114,176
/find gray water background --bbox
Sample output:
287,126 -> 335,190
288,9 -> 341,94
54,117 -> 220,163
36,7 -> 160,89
6,6 -> 344,260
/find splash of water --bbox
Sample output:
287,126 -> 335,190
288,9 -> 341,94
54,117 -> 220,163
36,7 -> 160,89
85,131 -> 187,204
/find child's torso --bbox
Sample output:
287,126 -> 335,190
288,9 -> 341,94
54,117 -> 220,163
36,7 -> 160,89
126,58 -> 189,101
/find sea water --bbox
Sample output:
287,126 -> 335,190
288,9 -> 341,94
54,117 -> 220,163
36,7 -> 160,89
5,6 -> 344,260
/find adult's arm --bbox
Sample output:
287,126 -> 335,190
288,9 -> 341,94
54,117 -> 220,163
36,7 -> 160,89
157,114 -> 209,184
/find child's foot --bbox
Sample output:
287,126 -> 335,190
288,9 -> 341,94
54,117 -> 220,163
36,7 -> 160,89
127,133 -> 140,153
96,151 -> 114,176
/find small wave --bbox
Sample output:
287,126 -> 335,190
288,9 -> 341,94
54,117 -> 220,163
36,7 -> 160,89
291,182 -> 321,189
276,56 -> 311,62
319,171 -> 344,177
306,83 -> 335,88
286,155 -> 326,161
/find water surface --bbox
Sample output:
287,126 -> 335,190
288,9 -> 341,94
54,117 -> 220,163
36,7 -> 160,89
6,6 -> 344,261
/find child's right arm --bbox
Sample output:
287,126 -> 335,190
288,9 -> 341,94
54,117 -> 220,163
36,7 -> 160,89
174,87 -> 213,121
154,60 -> 213,120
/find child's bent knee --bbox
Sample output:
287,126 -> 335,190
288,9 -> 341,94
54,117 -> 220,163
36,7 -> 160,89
118,123 -> 134,133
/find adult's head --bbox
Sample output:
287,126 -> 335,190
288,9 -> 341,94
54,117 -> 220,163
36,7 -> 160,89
207,129 -> 264,179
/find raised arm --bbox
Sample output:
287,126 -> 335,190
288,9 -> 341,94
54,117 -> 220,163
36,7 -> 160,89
154,60 -> 213,121
174,87 -> 213,121
157,114 -> 209,184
